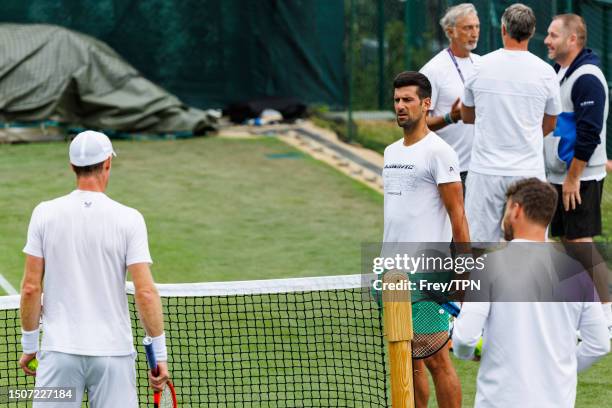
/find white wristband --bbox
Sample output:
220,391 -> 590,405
151,333 -> 168,362
21,328 -> 40,354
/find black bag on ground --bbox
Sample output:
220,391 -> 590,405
224,96 -> 306,123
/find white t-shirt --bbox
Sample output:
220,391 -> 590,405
23,190 -> 153,356
454,301 -> 608,407
383,132 -> 460,243
452,240 -> 610,408
420,49 -> 481,172
464,49 -> 562,177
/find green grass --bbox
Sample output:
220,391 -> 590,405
1,135 -> 610,407
0,136 -> 387,407
0,137 -> 383,289
311,116 -> 403,155
349,120 -> 403,154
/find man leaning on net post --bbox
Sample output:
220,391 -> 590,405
19,130 -> 169,407
543,13 -> 612,338
452,178 -> 610,408
420,2 -> 481,191
460,3 -> 562,246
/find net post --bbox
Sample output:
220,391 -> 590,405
383,272 -> 414,408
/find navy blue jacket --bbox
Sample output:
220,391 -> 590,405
554,49 -> 607,163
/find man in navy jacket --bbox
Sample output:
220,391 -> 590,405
544,14 -> 611,337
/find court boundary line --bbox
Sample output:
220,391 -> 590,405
0,273 -> 18,295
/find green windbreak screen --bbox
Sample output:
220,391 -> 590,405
2,0 -> 345,109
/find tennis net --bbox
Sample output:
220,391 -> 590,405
1,274 -> 389,407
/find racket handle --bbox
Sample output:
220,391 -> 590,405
143,336 -> 159,376
441,301 -> 461,317
422,289 -> 461,317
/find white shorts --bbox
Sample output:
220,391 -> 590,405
33,351 -> 138,408
465,172 -> 539,244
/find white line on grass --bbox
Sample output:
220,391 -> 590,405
0,273 -> 18,295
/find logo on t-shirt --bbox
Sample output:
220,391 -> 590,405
384,164 -> 415,170
84,201 -> 92,208
449,166 -> 455,173
383,163 -> 418,195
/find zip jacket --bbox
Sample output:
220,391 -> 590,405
544,48 -> 609,184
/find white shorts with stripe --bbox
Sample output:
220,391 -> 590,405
33,351 -> 138,408
465,172 -> 543,244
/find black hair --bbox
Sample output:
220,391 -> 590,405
392,71 -> 432,100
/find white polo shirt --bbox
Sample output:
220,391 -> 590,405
420,49 -> 481,172
383,132 -> 460,243
464,49 -> 562,177
23,190 -> 153,356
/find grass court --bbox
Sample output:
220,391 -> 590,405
0,136 -> 610,407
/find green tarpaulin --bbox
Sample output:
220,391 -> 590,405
0,23 -> 217,135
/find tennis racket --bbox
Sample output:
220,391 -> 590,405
143,337 -> 177,408
411,289 -> 460,359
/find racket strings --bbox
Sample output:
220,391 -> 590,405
159,385 -> 174,408
411,301 -> 454,359
412,331 -> 452,359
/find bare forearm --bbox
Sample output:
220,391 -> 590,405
542,114 -> 557,136
438,182 -> 470,242
426,115 -> 449,132
427,98 -> 462,131
135,287 -> 164,337
449,210 -> 470,242
567,158 -> 587,181
20,256 -> 44,331
19,289 -> 42,331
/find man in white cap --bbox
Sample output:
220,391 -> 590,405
19,130 -> 169,407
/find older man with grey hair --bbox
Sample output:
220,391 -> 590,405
461,3 -> 562,245
420,3 -> 481,189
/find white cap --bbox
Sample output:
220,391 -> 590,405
69,130 -> 116,166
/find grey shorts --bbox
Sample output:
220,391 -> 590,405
34,351 -> 138,408
465,172 -> 539,244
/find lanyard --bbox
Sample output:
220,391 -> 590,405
446,48 -> 473,84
